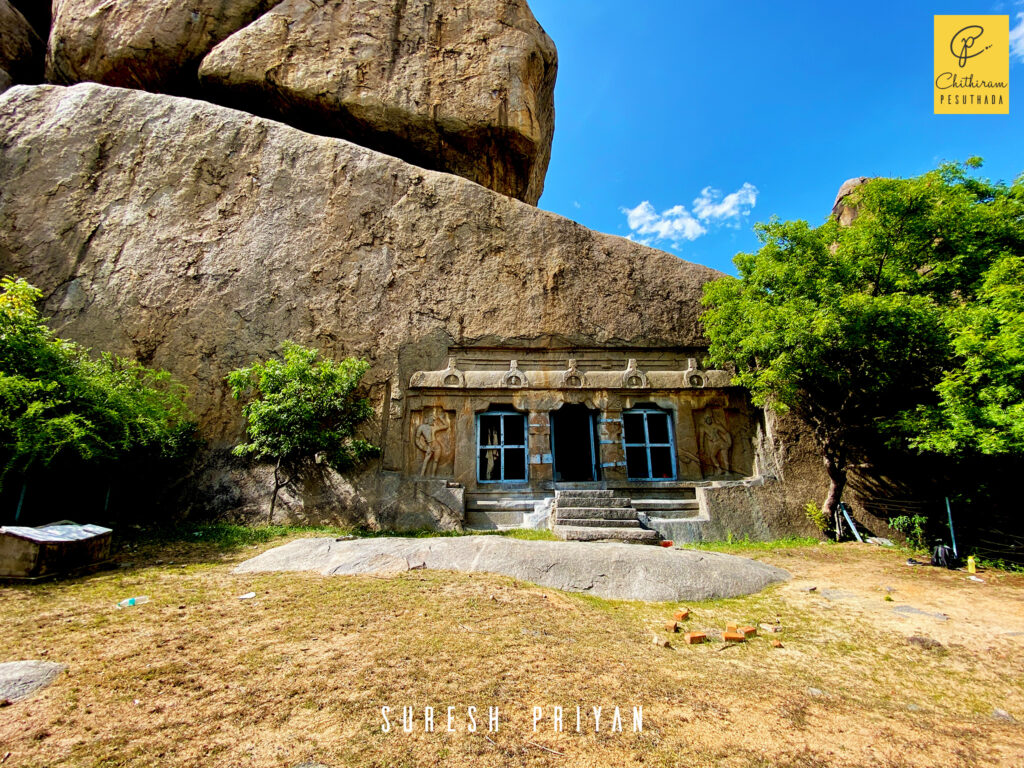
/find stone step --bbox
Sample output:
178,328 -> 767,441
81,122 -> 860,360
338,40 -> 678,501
554,507 -> 639,521
553,525 -> 660,543
553,497 -> 632,508
642,508 -> 703,521
633,498 -> 700,510
467,498 -> 543,511
465,510 -> 524,530
555,518 -> 642,528
555,489 -> 616,498
633,499 -> 702,519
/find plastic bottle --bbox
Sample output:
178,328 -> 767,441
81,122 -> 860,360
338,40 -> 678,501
967,556 -> 976,574
116,596 -> 150,608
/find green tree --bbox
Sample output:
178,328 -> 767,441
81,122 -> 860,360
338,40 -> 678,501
701,161 -> 1024,536
0,276 -> 196,514
226,342 -> 378,518
897,250 -> 1024,455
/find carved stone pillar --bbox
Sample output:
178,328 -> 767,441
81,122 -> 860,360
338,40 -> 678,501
528,410 -> 552,482
598,408 -> 627,481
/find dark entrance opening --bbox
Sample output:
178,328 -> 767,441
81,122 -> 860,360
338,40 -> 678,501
550,404 -> 600,482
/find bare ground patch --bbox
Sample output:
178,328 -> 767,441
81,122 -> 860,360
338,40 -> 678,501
1,537 -> 1022,767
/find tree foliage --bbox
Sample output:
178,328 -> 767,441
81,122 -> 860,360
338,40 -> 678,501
896,250 -> 1024,455
0,276 -> 196,496
701,160 -> 1024,532
226,342 -> 378,516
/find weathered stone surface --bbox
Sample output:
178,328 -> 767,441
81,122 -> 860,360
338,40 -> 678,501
0,660 -> 67,703
0,0 -> 42,88
0,84 -> 715,441
831,176 -> 871,226
234,536 -> 791,602
45,0 -> 277,93
198,0 -> 557,204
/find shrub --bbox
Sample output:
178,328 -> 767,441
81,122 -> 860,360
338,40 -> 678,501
227,341 -> 378,517
0,276 -> 196,518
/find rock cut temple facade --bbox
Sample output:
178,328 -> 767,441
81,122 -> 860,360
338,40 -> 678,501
0,0 -> 827,540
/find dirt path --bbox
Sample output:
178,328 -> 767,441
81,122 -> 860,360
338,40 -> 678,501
757,543 -> 1024,646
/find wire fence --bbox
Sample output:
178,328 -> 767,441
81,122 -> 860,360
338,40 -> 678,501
859,496 -> 1024,565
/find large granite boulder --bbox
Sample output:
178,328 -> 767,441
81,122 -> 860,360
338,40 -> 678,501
0,0 -> 43,91
43,0 -> 556,205
0,82 -> 712,441
197,0 -> 557,204
45,0 -> 277,94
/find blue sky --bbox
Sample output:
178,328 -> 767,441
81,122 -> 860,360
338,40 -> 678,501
528,1 -> 1024,274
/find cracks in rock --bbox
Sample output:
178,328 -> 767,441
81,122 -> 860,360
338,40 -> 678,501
385,0 -> 410,82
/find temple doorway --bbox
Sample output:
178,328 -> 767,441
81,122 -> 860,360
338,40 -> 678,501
550,404 -> 601,482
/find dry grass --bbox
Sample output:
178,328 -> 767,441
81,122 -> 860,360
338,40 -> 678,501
1,534 -> 1023,768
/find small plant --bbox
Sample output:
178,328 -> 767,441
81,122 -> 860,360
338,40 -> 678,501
804,501 -> 829,534
227,342 -> 379,518
890,514 -> 928,549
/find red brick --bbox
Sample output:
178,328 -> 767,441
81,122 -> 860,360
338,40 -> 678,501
673,609 -> 690,622
772,640 -> 784,648
664,621 -> 679,633
739,626 -> 757,638
683,632 -> 707,645
723,631 -> 746,643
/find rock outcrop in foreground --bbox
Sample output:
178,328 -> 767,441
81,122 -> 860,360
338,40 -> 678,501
44,0 -> 557,204
234,536 -> 791,602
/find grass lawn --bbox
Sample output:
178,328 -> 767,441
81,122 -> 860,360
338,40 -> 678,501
1,528 -> 1022,767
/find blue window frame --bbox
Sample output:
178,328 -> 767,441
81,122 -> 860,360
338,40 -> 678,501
622,408 -> 676,480
476,411 -> 528,483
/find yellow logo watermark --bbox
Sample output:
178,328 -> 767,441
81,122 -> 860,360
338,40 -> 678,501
934,15 -> 1009,114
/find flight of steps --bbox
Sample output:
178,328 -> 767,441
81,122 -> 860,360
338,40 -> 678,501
552,489 -> 660,543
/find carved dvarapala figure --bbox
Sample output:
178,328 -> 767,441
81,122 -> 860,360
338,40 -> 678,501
699,410 -> 733,474
415,410 -> 451,476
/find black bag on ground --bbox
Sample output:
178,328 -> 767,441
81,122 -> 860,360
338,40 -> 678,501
930,544 -> 958,569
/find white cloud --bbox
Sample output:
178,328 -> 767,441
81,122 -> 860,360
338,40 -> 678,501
691,182 -> 759,223
621,182 -> 759,249
621,200 -> 706,249
1011,12 -> 1024,63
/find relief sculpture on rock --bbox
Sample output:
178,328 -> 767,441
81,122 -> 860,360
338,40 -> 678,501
413,408 -> 455,477
697,408 -> 733,476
